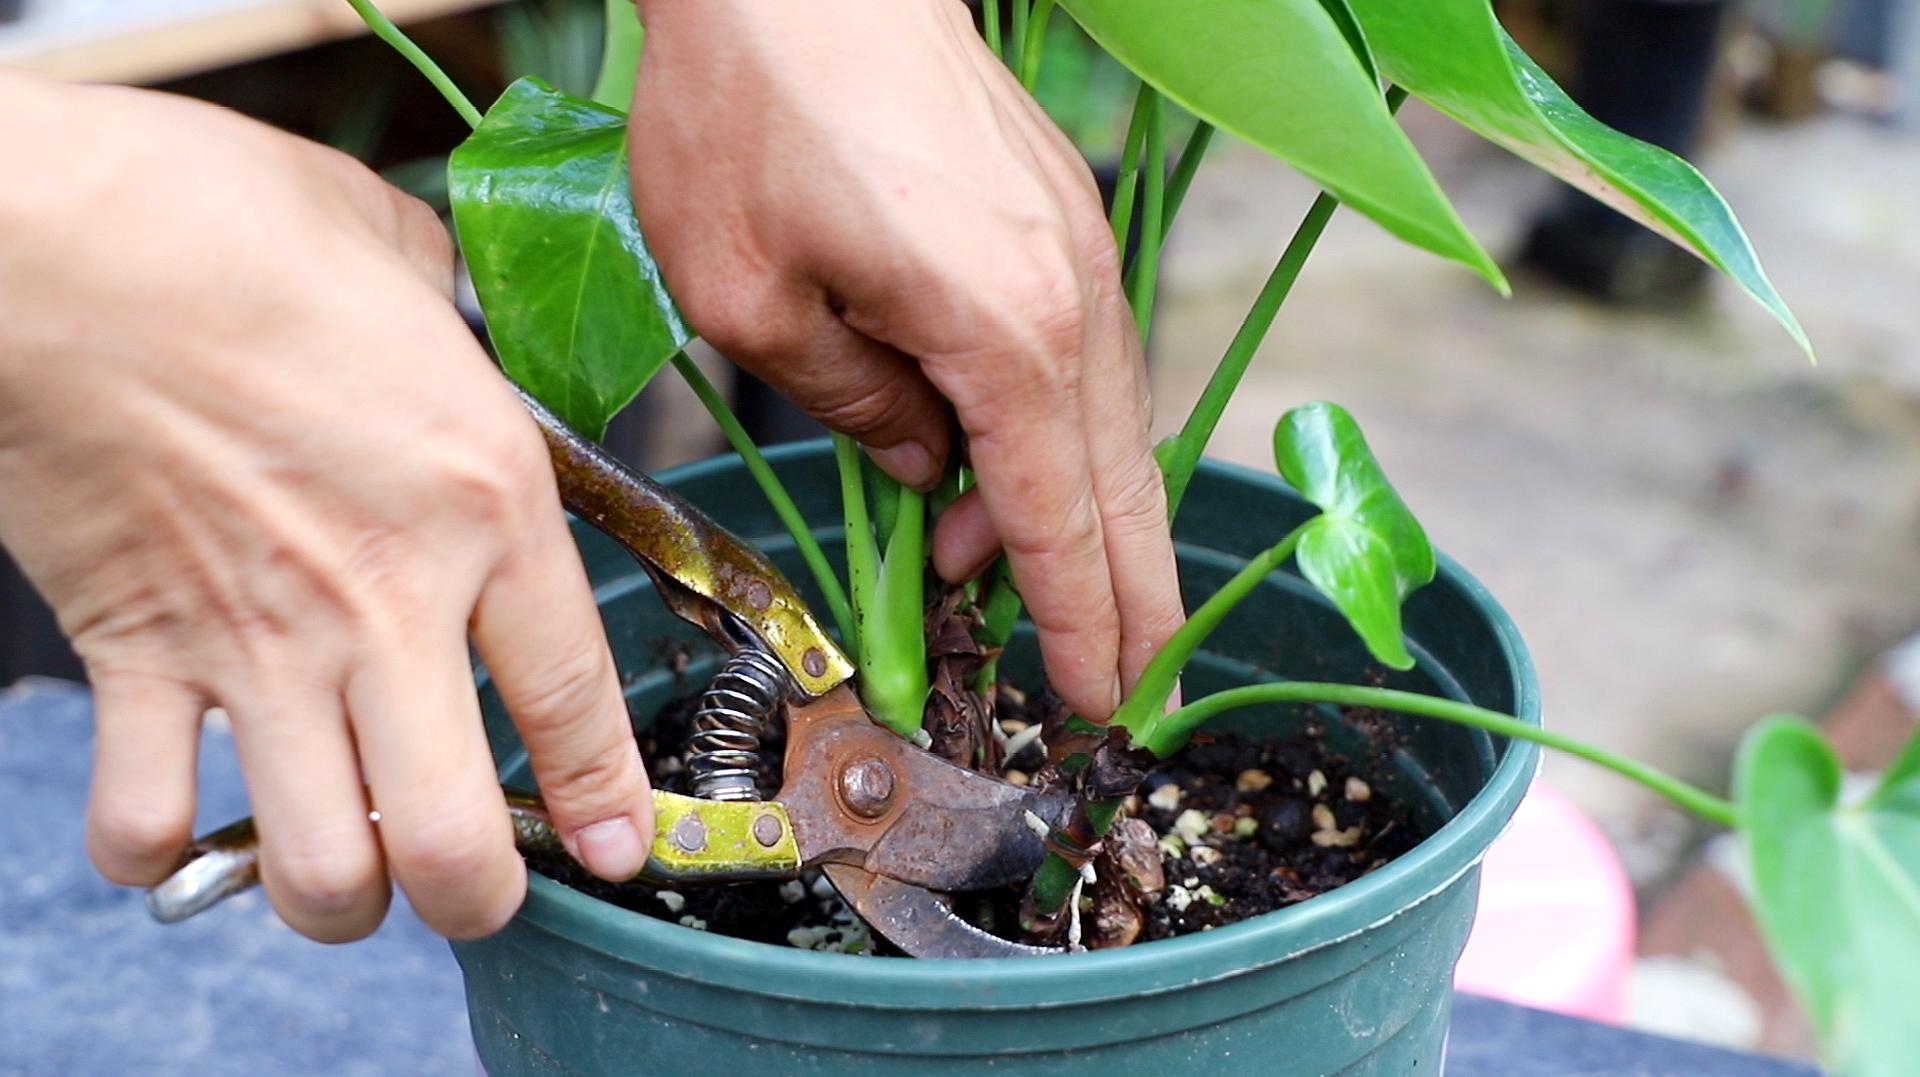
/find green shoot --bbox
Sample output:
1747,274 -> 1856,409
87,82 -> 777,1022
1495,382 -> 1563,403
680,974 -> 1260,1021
834,437 -> 928,738
345,0 -> 482,128
983,0 -> 1003,57
865,487 -> 931,737
676,356 -> 854,644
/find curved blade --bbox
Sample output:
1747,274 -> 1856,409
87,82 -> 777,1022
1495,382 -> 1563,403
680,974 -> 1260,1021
822,864 -> 1059,959
779,688 -> 1077,892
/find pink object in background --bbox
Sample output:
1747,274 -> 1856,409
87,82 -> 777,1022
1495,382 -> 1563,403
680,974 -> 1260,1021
1453,779 -> 1636,1024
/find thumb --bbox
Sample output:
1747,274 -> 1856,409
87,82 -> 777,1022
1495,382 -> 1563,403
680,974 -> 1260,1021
472,506 -> 654,882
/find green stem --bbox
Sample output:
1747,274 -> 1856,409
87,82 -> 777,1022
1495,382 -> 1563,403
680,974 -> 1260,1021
1159,193 -> 1337,517
862,488 -> 931,738
1159,122 -> 1214,243
970,559 -> 1022,694
674,355 -> 854,644
982,0 -> 1003,58
1159,87 -> 1409,518
1147,683 -> 1739,829
1008,0 -> 1030,81
1017,0 -> 1056,91
1028,524 -> 1309,918
346,0 -> 482,128
834,433 -> 878,660
1027,797 -> 1118,918
1127,91 -> 1166,342
1105,83 -> 1153,256
1109,524 -> 1307,738
590,0 -> 644,109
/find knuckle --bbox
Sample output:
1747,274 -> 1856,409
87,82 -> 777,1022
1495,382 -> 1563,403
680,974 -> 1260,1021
811,379 -> 922,441
506,645 -> 617,736
86,800 -> 192,883
385,813 -> 507,893
269,840 -> 384,926
1101,458 -> 1172,536
536,746 -> 645,825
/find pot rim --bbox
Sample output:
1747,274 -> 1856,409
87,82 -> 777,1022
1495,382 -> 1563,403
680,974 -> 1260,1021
495,445 -> 1540,1006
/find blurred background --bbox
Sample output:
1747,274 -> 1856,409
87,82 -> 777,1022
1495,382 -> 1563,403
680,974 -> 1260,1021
1,0 -> 1916,1066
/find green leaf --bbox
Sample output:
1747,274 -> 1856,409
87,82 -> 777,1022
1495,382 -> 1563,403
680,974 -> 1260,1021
1345,0 -> 1811,358
1056,0 -> 1504,291
1736,716 -> 1920,1076
1273,402 -> 1434,669
449,77 -> 690,439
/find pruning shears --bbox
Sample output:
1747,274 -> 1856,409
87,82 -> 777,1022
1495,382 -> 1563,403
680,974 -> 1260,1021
146,389 -> 1067,959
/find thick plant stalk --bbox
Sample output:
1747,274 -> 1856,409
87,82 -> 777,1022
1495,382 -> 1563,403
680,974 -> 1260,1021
863,488 -> 931,738
346,0 -> 481,127
674,354 -> 855,644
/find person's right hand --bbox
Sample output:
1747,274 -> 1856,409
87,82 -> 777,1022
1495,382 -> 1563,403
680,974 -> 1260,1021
629,0 -> 1186,722
0,73 -> 654,942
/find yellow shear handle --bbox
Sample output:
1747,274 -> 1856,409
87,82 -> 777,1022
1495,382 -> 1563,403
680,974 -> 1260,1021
639,790 -> 802,885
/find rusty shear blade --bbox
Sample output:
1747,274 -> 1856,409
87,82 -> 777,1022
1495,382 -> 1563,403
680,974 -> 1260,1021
777,685 -> 1074,892
821,865 -> 1058,959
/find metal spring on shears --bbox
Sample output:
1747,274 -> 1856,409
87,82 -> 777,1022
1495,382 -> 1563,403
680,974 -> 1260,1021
687,647 -> 789,801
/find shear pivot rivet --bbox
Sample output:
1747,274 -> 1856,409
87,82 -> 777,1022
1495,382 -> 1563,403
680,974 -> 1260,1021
803,648 -> 828,678
670,814 -> 708,854
752,813 -> 784,848
839,758 -> 895,819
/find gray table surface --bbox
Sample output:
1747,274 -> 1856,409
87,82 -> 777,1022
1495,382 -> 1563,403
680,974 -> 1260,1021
2,679 -> 1821,1076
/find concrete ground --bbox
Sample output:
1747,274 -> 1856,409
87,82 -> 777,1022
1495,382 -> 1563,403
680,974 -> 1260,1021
1150,104 -> 1920,884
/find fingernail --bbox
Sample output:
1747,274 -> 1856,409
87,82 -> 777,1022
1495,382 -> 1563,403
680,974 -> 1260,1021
1110,675 -> 1125,713
574,818 -> 645,881
1166,677 -> 1184,714
868,440 -> 939,491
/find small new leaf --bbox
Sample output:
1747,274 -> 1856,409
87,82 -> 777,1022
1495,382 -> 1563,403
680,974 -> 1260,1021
1737,716 -> 1920,1077
1274,402 -> 1434,669
449,78 -> 691,438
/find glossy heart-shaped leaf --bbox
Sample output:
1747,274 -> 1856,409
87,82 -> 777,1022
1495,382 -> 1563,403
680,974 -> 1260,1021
1346,0 -> 1810,357
1057,0 -> 1504,291
449,77 -> 690,438
1737,716 -> 1920,1076
1273,402 -> 1434,669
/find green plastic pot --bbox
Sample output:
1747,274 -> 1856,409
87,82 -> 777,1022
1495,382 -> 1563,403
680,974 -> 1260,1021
456,443 -> 1540,1075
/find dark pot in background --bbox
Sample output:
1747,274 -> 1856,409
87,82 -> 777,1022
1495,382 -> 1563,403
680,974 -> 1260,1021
455,442 -> 1540,1074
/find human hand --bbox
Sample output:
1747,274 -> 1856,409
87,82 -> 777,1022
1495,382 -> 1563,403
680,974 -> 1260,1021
0,74 -> 652,942
628,0 -> 1184,721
